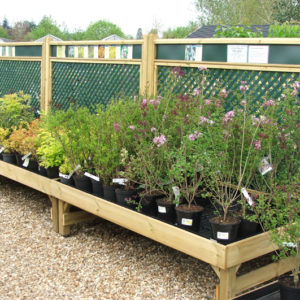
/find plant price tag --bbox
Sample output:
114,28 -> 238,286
59,173 -> 71,179
172,186 -> 180,206
113,178 -> 128,185
158,206 -> 167,214
84,172 -> 100,181
258,157 -> 272,176
0,147 -> 5,153
23,158 -> 30,167
217,232 -> 229,240
68,164 -> 81,178
283,242 -> 297,248
181,218 -> 193,226
22,152 -> 32,160
241,188 -> 254,206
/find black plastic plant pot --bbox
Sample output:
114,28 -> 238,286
60,176 -> 74,187
209,216 -> 241,245
156,198 -> 176,224
238,218 -> 259,238
26,159 -> 39,173
103,185 -> 116,202
46,166 -> 59,179
175,205 -> 204,233
15,154 -> 24,167
279,275 -> 300,300
91,179 -> 104,197
140,194 -> 164,217
115,189 -> 139,210
39,165 -> 48,177
2,153 -> 17,164
73,175 -> 92,193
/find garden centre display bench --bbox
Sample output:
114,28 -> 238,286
0,160 -> 297,300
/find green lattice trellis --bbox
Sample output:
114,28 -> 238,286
52,63 -> 140,111
0,60 -> 41,112
158,66 -> 299,109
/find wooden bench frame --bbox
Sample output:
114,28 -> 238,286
0,160 -> 297,300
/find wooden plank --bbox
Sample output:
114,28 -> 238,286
63,210 -> 96,226
155,60 -> 300,73
155,38 -> 300,45
235,255 -> 298,295
50,58 -> 141,64
225,232 -> 279,268
0,160 -> 225,268
0,57 -> 42,61
0,42 -> 43,46
50,40 -> 143,46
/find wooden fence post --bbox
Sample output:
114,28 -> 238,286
40,37 -> 52,114
140,34 -> 157,97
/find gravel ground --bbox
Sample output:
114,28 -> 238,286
0,177 -> 219,300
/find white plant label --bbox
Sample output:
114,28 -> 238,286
217,232 -> 229,240
0,147 -> 5,153
84,172 -> 100,181
23,158 -> 30,167
158,206 -> 167,214
112,178 -> 128,185
241,188 -> 254,206
59,173 -> 71,179
22,152 -> 32,160
181,218 -> 193,226
37,110 -> 41,115
172,186 -> 180,206
283,242 -> 297,248
258,157 -> 273,175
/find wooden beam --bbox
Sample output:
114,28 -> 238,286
49,40 -> 143,46
63,210 -> 96,226
155,60 -> 300,73
155,38 -> 300,45
235,255 -> 298,295
225,232 -> 278,268
50,58 -> 141,64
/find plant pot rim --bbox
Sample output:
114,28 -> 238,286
209,216 -> 241,225
176,204 -> 204,213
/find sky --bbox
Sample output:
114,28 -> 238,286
0,0 -> 198,37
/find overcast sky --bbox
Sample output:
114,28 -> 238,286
1,0 -> 198,37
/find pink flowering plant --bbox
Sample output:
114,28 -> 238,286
195,82 -> 268,222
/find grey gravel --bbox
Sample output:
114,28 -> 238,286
0,177 -> 218,300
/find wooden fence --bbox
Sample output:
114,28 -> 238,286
0,35 -> 300,113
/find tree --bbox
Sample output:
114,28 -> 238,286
24,16 -> 66,41
136,28 -> 143,39
9,21 -> 36,41
0,26 -> 11,39
84,20 -> 125,40
272,0 -> 300,23
195,0 -> 274,25
2,18 -> 10,30
163,22 -> 198,38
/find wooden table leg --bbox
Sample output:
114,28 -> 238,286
58,199 -> 71,236
218,266 -> 237,300
49,196 -> 59,233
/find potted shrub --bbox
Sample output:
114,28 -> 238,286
9,119 -> 41,171
197,83 -> 263,244
0,91 -> 34,164
45,106 -> 94,190
0,127 -> 17,164
169,133 -> 205,233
